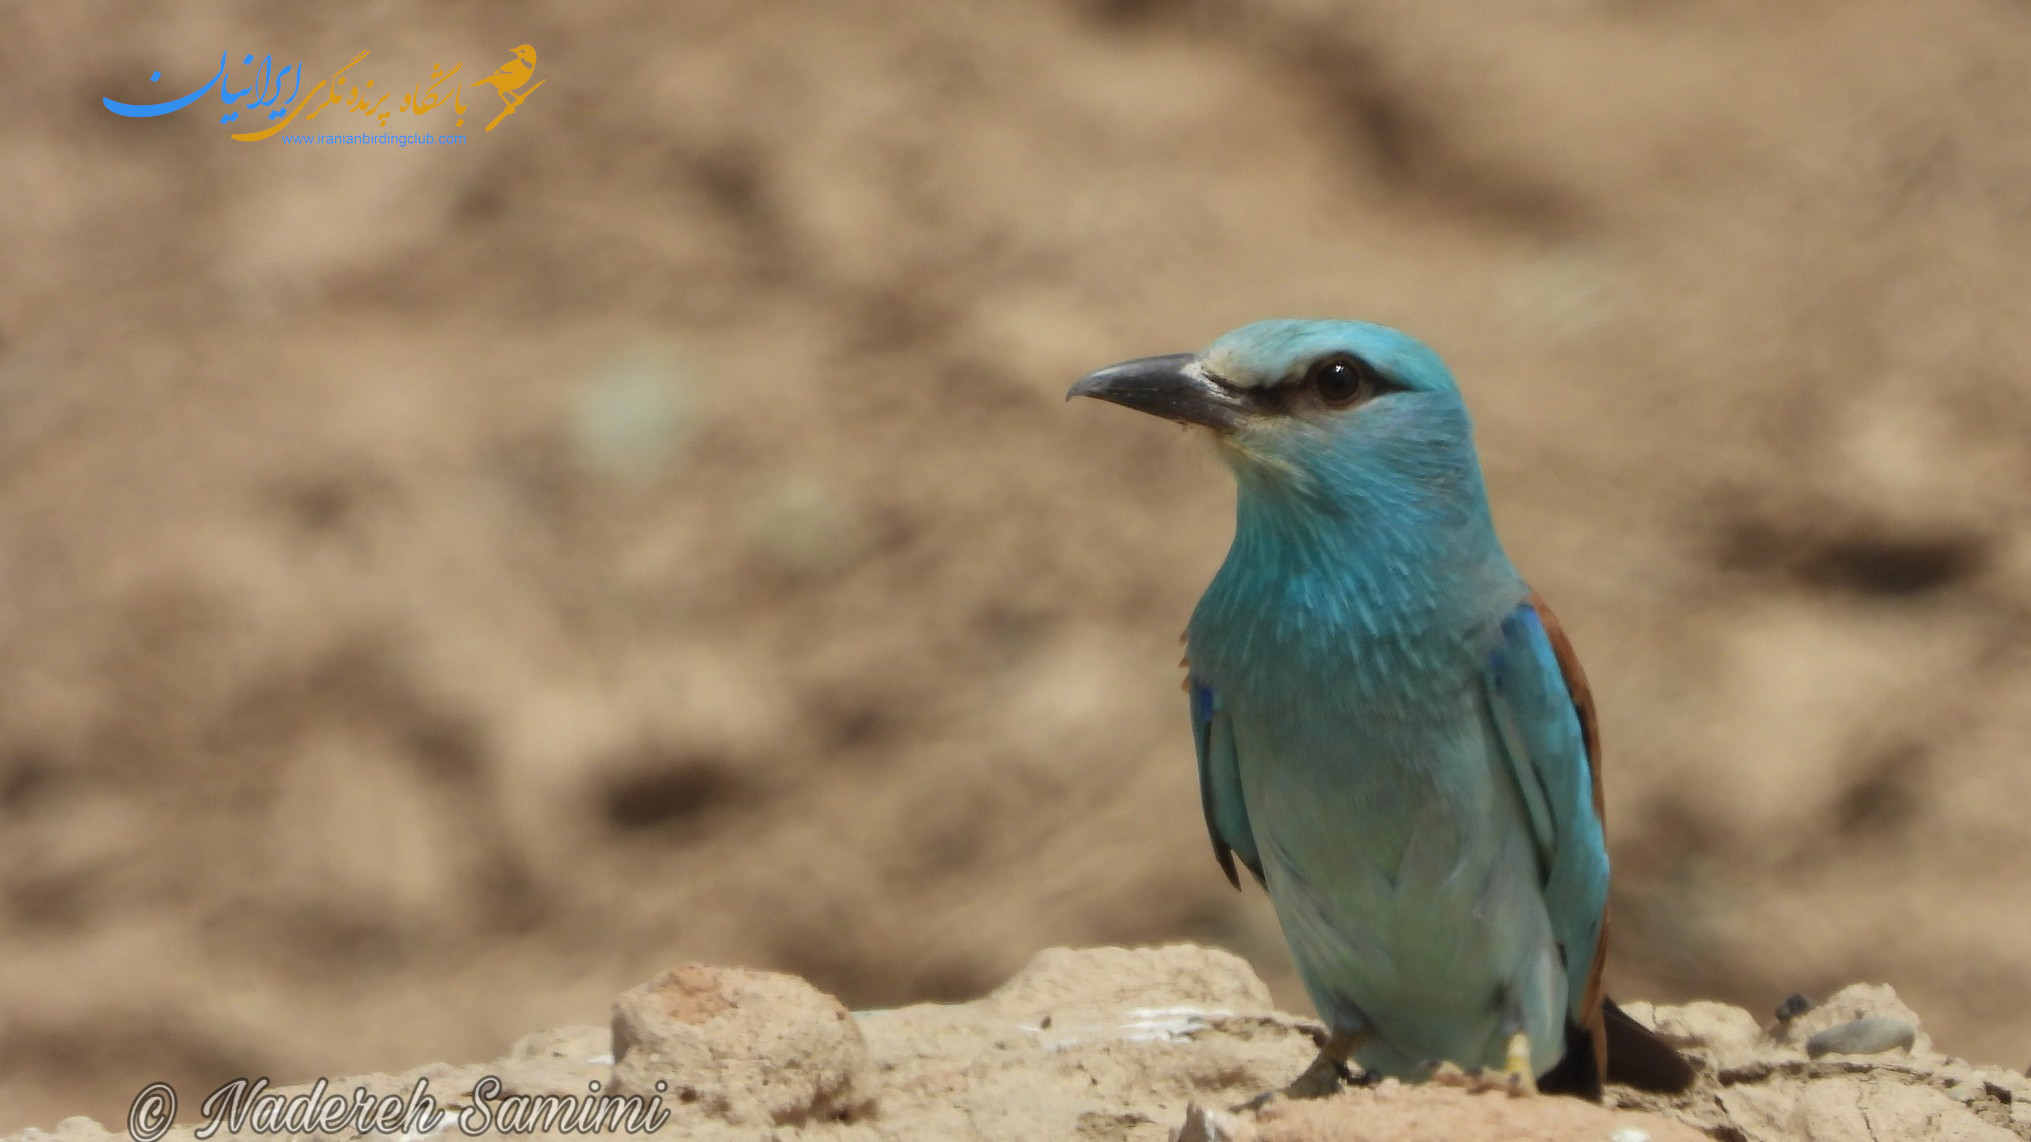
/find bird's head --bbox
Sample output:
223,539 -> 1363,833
1069,319 -> 1476,502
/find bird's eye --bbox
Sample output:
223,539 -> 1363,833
1307,356 -> 1377,407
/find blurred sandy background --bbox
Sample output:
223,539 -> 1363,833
6,0 -> 2031,1130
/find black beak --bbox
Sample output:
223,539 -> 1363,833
1066,353 -> 1248,432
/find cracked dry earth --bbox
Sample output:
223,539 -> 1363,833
8,945 -> 2027,1142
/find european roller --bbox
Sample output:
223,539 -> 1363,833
1069,319 -> 1693,1100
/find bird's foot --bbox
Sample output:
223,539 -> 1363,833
1230,1039 -> 1365,1113
1230,1090 -> 1280,1116
1426,1061 -> 1489,1091
1286,1053 -> 1359,1099
1426,1043 -> 1537,1099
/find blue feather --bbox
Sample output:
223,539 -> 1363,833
1192,680 -> 1261,888
1486,604 -> 1610,1021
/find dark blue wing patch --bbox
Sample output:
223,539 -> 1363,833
1192,679 -> 1263,888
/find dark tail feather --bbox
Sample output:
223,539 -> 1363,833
1601,997 -> 1698,1093
1538,1014 -> 1607,1101
1539,997 -> 1698,1101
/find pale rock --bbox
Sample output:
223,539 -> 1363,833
609,963 -> 874,1127
1642,999 -> 1768,1071
1770,983 -> 1933,1056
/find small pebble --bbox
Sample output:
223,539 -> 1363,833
1609,1130 -> 1652,1142
1804,1015 -> 1917,1058
1774,993 -> 1814,1022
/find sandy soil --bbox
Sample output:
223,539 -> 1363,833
11,946 -> 2027,1142
5,0 -> 2031,1131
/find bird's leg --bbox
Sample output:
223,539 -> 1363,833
1502,1030 -> 1539,1096
1495,990 -> 1539,1097
1233,1030 -> 1366,1113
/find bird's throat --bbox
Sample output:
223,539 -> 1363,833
1192,466 -> 1522,700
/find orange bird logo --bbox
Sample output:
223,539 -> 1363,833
468,44 -> 541,132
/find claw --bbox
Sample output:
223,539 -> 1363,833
1231,1089 -> 1280,1115
1232,1030 -> 1365,1113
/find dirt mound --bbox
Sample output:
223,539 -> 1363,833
12,947 -> 2026,1142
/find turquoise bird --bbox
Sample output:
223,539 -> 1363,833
1069,320 -> 1693,1100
